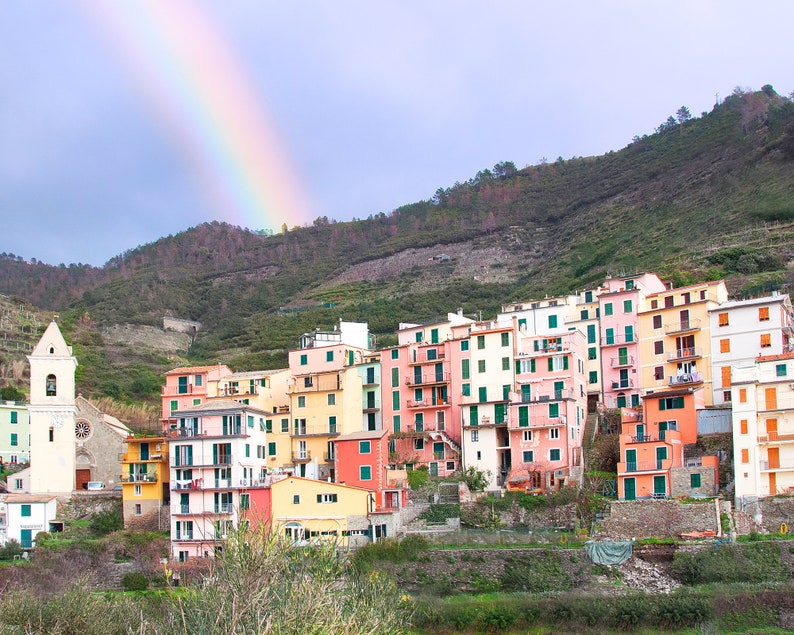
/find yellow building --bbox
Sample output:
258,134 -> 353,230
638,281 -> 728,407
265,476 -> 374,547
121,435 -> 170,530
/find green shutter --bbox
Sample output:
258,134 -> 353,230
470,405 -> 478,426
519,406 -> 529,427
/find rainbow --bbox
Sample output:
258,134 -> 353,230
82,0 -> 314,232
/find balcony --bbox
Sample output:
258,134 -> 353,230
174,533 -> 194,541
162,384 -> 201,396
630,435 -> 655,443
168,427 -> 202,439
611,379 -> 635,390
667,347 -> 701,361
619,458 -> 673,473
214,503 -> 234,514
178,505 -> 190,514
665,319 -> 701,335
611,355 -> 635,368
508,415 -> 565,430
293,424 -> 339,437
288,374 -> 341,394
668,371 -> 703,387
518,388 -> 575,403
602,333 -> 636,347
408,351 -> 446,364
758,432 -> 794,444
406,398 -> 448,409
123,473 -> 157,483
404,372 -> 451,387
292,450 -> 312,462
760,460 -> 794,471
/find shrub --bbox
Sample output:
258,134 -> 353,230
90,508 -> 123,535
478,602 -> 517,632
121,572 -> 149,591
0,539 -> 23,560
500,552 -> 573,592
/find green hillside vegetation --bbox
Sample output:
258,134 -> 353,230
1,87 -> 793,413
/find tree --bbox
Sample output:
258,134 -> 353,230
675,106 -> 692,125
459,466 -> 492,491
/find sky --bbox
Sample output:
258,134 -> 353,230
1,1 -> 792,267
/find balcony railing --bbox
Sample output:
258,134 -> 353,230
602,333 -> 636,346
668,347 -> 701,361
162,384 -> 200,396
665,319 -> 701,335
760,460 -> 794,471
508,415 -> 565,430
288,375 -> 341,393
124,473 -> 157,483
168,427 -> 201,438
406,398 -> 448,408
404,372 -> 451,386
611,379 -> 635,390
621,458 -> 672,473
517,388 -> 575,403
668,371 -> 702,386
611,356 -> 635,368
178,505 -> 190,514
292,425 -> 339,437
214,503 -> 234,514
292,451 -> 312,462
758,432 -> 794,443
629,435 -> 654,443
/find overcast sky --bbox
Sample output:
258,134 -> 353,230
1,1 -> 791,267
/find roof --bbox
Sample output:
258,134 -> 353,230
165,364 -> 230,375
173,399 -> 271,417
222,369 -> 288,380
2,494 -> 58,504
270,476 -> 374,495
712,294 -> 790,310
757,351 -> 794,362
335,429 -> 389,442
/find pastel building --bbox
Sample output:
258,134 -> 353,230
161,364 -> 231,426
732,352 -> 794,507
505,328 -> 588,492
0,401 -> 29,465
617,387 -> 718,499
709,293 -> 794,406
638,280 -> 728,407
1,494 -> 59,549
565,288 -> 605,412
122,434 -> 170,530
383,313 -> 472,477
169,400 -> 271,559
600,273 -> 666,409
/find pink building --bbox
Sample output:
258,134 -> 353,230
161,364 -> 231,428
507,329 -> 588,491
599,274 -> 666,409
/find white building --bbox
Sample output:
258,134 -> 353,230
2,493 -> 58,549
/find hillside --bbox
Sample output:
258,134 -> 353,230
1,87 -> 794,406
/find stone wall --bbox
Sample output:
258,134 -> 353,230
595,499 -> 720,539
123,501 -> 170,532
670,466 -> 716,498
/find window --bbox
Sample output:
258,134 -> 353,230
414,437 -> 424,450
393,415 -> 400,433
523,450 -> 534,463
549,403 -> 559,418
14,479 -> 22,490
478,360 -> 486,373
502,357 -> 510,371
170,400 -> 178,413
478,386 -> 487,402
690,473 -> 701,488
604,303 -> 613,316
664,295 -> 674,308
327,393 -> 336,406
589,371 -> 598,384
651,299 -> 658,309
548,315 -> 558,329
21,504 -> 31,517
776,364 -> 787,377
740,449 -> 749,464
477,335 -> 485,349
522,430 -> 532,442
359,466 -> 372,481
654,366 -> 664,381
501,332 -> 509,346
654,341 -> 664,355
245,444 -> 250,458
581,309 -> 589,320
300,354 -> 308,365
605,328 -> 615,345
431,328 -> 439,344
293,495 -> 300,504
239,493 -> 250,510
760,333 -> 771,348
659,396 -> 685,410
10,433 -> 17,447
471,430 -> 479,442
328,415 -> 337,433
268,442 -> 276,456
588,347 -> 597,360
134,484 -> 142,496
461,340 -> 469,351
134,504 -> 142,516
549,449 -> 561,461
549,428 -> 560,440
718,313 -> 728,326
392,391 -> 400,410
462,383 -> 470,397
415,332 -> 422,343
652,315 -> 662,329
740,419 -> 748,434
721,366 -> 731,388
759,306 -> 770,321
297,396 -> 306,408
623,299 -> 632,313
46,374 -> 57,396
280,418 -> 289,433
739,388 -> 747,403
723,390 -> 732,402
586,324 -> 596,344
391,349 -> 399,359
9,411 -> 17,424
317,493 -> 338,504
461,359 -> 470,380
719,339 -> 730,353
326,350 -> 334,362
359,441 -> 371,454
548,355 -> 569,371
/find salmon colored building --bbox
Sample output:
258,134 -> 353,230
161,364 -> 231,427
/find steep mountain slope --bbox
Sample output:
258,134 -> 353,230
1,88 -> 793,403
